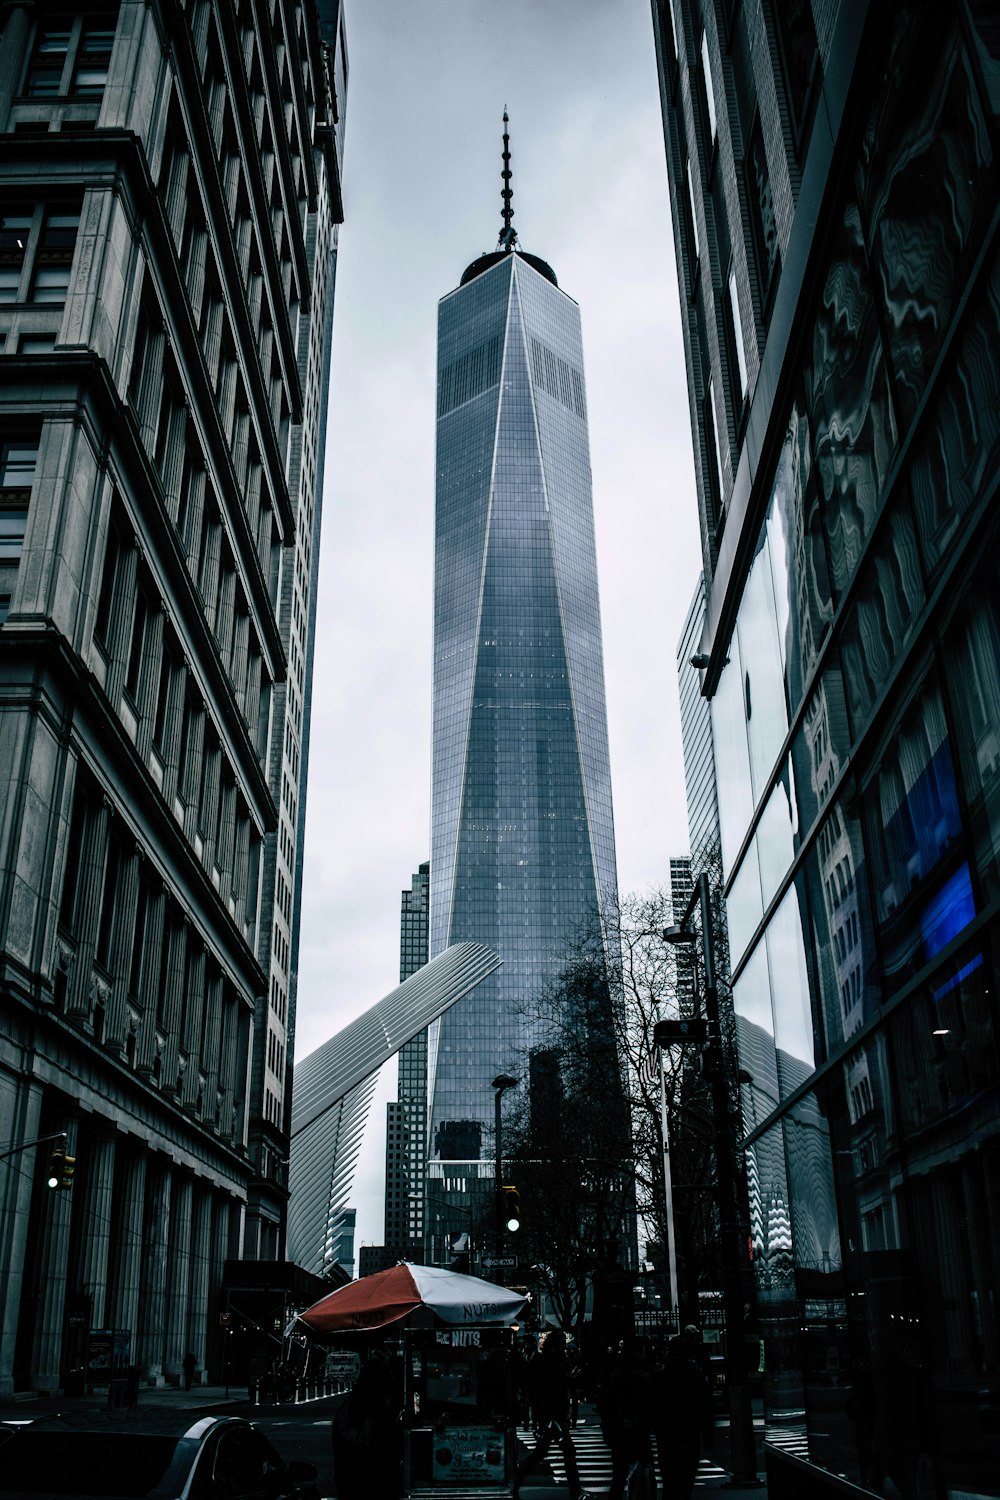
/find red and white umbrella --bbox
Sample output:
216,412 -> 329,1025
293,1262 -> 527,1334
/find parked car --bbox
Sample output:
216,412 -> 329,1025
0,1411 -> 319,1500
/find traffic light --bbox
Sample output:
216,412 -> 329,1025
502,1185 -> 521,1233
45,1147 -> 75,1190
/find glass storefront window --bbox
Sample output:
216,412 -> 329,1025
804,196 -> 898,602
757,771 -> 797,912
765,886 -> 816,1097
943,544 -> 1000,904
737,531 -> 788,800
856,6 -> 994,434
909,249 -> 1000,580
800,781 -> 880,1057
726,837 -> 762,970
712,650 -> 754,882
789,652 -> 850,843
839,498 -> 925,739
862,675 -> 971,993
767,395 -> 833,715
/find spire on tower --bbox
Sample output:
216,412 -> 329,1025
499,110 -> 517,251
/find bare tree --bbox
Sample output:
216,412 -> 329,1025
505,856 -> 740,1331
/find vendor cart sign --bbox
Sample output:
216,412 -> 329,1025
432,1425 -> 506,1485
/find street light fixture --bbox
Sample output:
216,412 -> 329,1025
492,1074 -> 518,1282
661,873 -> 760,1487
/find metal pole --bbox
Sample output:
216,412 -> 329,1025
658,1058 -> 680,1313
494,1086 -> 504,1283
698,873 -> 759,1486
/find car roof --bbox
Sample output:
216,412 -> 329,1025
7,1410 -> 247,1440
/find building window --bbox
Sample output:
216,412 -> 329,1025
94,524 -> 121,648
124,588 -> 149,702
686,157 -> 701,263
746,119 -> 779,312
0,207 -> 79,305
705,378 -> 725,527
700,30 -> 717,148
772,0 -> 821,150
0,435 -> 38,492
728,267 -> 748,401
0,211 -> 32,303
23,14 -> 118,99
31,210 -> 80,303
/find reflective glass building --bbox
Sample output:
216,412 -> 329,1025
655,1 -> 1000,1494
427,243 -> 618,1164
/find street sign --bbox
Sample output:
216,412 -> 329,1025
654,1018 -> 709,1045
481,1256 -> 517,1268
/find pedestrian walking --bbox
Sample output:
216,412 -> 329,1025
601,1341 -> 655,1500
515,1329 -> 590,1500
652,1336 -> 713,1500
182,1351 -> 197,1392
331,1352 -> 403,1500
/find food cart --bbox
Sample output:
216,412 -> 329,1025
293,1262 -> 527,1498
404,1324 -> 517,1497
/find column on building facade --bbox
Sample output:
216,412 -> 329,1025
181,683 -> 206,834
66,796 -> 110,1024
200,968 -> 224,1129
187,1188 -> 212,1380
0,1079 -> 43,1396
108,1150 -> 147,1350
158,915 -> 189,1098
181,943 -> 206,1112
138,1161 -> 172,1385
216,779 -> 237,906
135,603 -> 165,761
230,608 -> 250,715
104,539 -> 140,709
32,1116 -> 79,1392
217,988 -> 239,1143
209,1195 -> 229,1377
76,1133 -> 116,1329
104,840 -> 142,1054
135,882 -> 166,1077
200,498 -> 223,627
199,739 -> 222,873
0,7 -> 31,131
136,322 -> 167,459
163,1175 -> 193,1386
214,564 -> 237,668
157,644 -> 186,807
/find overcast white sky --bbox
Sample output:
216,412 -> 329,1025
294,0 -> 702,1256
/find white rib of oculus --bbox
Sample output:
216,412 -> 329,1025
287,941 -> 501,1277
427,248 -> 619,1163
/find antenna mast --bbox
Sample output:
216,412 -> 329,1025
499,110 -> 517,251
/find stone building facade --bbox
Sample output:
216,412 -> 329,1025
0,0 -> 345,1394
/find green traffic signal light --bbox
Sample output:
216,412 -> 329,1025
503,1185 -> 521,1232
45,1146 -> 75,1190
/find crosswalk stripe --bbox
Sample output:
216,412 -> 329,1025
515,1426 -> 748,1492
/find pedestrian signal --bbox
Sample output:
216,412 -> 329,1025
503,1185 -> 521,1232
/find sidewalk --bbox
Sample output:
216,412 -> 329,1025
0,1382 -> 275,1421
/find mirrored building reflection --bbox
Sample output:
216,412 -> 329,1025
657,1 -> 1000,1493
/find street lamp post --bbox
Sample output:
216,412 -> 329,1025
492,1074 -> 518,1284
663,871 -> 760,1488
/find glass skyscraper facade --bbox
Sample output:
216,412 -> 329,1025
656,1 -> 1000,1493
427,246 -> 618,1165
